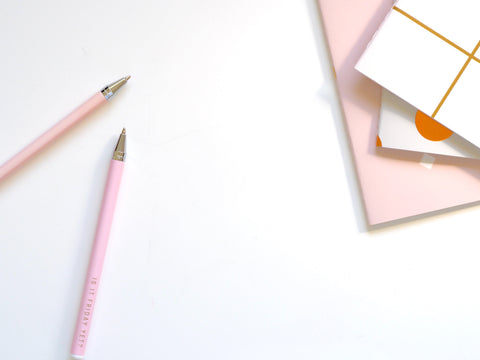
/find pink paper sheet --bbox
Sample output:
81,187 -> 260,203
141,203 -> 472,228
319,0 -> 480,225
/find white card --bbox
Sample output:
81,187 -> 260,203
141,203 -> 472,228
379,89 -> 480,159
356,0 -> 480,147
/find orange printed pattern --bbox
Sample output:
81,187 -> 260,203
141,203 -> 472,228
393,6 -> 480,118
415,110 -> 453,141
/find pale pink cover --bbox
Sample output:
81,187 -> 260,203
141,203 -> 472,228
318,0 -> 480,225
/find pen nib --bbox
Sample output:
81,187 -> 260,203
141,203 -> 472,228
113,128 -> 126,161
101,76 -> 131,100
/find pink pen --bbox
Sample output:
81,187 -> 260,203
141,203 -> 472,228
0,76 -> 130,182
70,128 -> 126,359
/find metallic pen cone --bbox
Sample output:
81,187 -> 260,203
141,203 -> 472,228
101,76 -> 131,100
113,128 -> 126,161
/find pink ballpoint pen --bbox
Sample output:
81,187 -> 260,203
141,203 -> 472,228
71,129 -> 126,359
0,76 -> 130,182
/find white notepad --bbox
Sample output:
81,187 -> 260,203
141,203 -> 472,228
379,89 -> 480,159
356,0 -> 480,147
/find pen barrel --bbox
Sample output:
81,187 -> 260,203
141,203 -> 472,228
70,159 -> 124,358
0,92 -> 106,181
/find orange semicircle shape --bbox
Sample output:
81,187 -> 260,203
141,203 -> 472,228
415,111 -> 453,141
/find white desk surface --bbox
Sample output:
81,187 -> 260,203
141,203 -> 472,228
1,1 -> 480,359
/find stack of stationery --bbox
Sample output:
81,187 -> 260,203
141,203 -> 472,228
318,0 -> 480,225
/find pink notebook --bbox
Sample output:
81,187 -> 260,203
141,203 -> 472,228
318,0 -> 480,225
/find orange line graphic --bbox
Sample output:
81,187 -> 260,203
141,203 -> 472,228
432,41 -> 480,118
393,6 -> 480,117
393,7 -> 480,63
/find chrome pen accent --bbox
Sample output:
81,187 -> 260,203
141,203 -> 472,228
112,128 -> 126,161
101,76 -> 131,100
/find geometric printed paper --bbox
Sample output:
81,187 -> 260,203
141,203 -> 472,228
379,89 -> 480,159
319,0 -> 480,225
356,0 -> 480,148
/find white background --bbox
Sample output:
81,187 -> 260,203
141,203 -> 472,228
1,1 -> 480,359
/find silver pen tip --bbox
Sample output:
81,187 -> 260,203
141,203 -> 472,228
113,128 -> 127,161
101,76 -> 130,100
